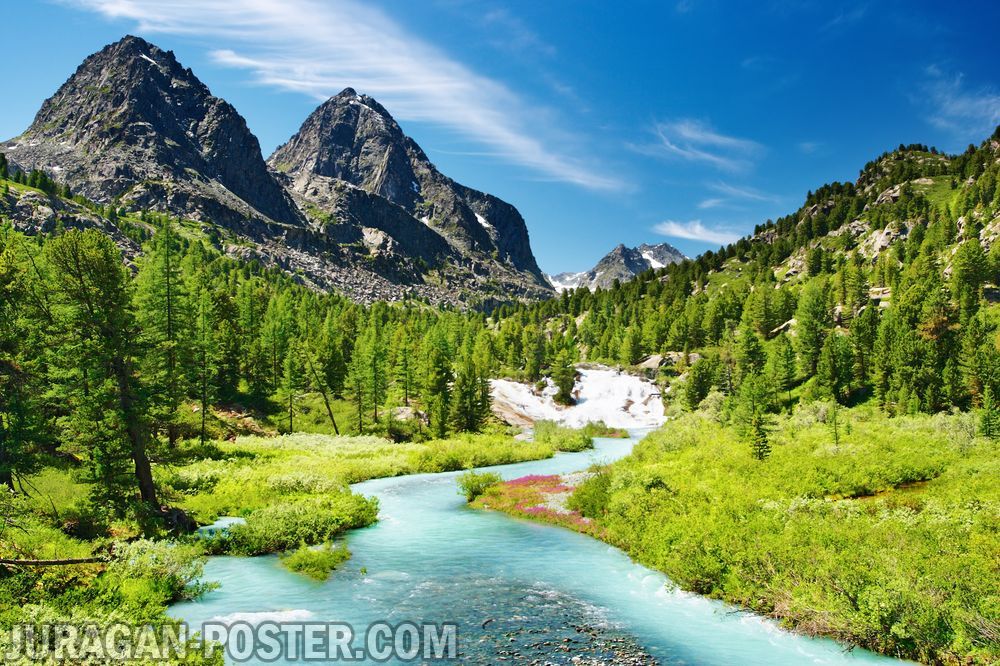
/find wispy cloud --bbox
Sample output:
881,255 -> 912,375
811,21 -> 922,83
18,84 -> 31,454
922,65 -> 1000,140
697,181 -> 779,209
797,140 -> 821,154
821,4 -> 867,33
482,8 -> 556,58
653,219 -> 742,246
61,0 -> 623,191
633,119 -> 762,172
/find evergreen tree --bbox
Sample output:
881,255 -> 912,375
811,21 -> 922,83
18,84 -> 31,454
279,340 -> 306,432
450,349 -> 490,432
619,325 -> 643,367
0,232 -> 43,490
952,238 -> 987,324
734,372 -> 774,460
980,386 -> 999,440
795,278 -> 832,375
817,332 -> 853,403
766,334 -> 797,405
45,230 -> 158,513
423,331 -> 453,438
190,286 -> 218,444
735,325 -> 767,384
552,349 -> 576,406
683,357 -> 716,411
135,219 -> 191,447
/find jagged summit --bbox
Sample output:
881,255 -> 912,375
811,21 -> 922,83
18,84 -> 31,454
1,36 -> 552,306
547,242 -> 687,292
269,87 -> 549,287
2,35 -> 300,227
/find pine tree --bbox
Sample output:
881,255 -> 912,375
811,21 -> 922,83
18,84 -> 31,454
423,331 -> 453,438
135,219 -> 191,447
45,230 -> 158,512
735,325 -> 767,384
552,349 -> 576,406
619,325 -> 643,367
817,332 -> 853,403
191,286 -> 218,444
683,357 -> 716,410
952,238 -> 987,324
450,349 -> 490,432
279,340 -> 305,432
392,328 -> 415,406
0,232 -> 42,490
795,278 -> 833,375
735,373 -> 774,460
980,386 -> 999,440
766,334 -> 797,405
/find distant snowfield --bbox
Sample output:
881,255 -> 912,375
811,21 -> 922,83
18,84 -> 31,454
490,367 -> 666,429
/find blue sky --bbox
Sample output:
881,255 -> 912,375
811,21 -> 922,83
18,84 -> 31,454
4,1 -> 1000,273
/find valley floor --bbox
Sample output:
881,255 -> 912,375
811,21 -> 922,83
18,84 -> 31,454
471,404 -> 1000,665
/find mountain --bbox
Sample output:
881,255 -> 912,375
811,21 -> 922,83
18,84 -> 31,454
1,35 -> 299,230
269,88 -> 550,297
547,242 -> 687,291
0,36 -> 551,307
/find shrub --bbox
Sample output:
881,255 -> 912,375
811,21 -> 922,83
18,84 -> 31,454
457,471 -> 503,502
281,542 -> 351,580
567,471 -> 611,518
209,494 -> 378,556
105,539 -> 216,603
533,420 -> 593,452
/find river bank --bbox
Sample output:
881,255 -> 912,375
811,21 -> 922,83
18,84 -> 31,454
168,371 -> 907,665
471,405 -> 998,665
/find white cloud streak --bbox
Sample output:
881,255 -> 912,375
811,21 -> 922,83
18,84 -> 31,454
697,181 -> 779,209
922,65 -> 1000,140
653,219 -> 741,246
60,0 -> 623,191
635,119 -> 762,172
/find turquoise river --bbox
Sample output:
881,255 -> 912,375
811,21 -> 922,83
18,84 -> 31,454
170,433 -> 909,665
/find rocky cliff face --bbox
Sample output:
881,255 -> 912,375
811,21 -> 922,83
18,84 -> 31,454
269,89 -> 549,288
547,242 -> 687,292
1,37 -> 552,307
2,36 -> 300,229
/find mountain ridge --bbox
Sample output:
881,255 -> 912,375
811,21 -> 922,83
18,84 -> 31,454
0,35 -> 552,307
547,242 -> 687,291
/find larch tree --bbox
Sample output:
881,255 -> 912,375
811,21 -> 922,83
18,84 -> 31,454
44,230 -> 159,513
135,218 -> 191,447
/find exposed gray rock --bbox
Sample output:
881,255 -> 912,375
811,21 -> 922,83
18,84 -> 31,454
269,88 -> 552,299
1,37 -> 552,308
547,242 -> 686,292
2,35 -> 299,229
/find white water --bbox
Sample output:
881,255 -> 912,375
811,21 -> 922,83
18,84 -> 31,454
490,367 -> 665,428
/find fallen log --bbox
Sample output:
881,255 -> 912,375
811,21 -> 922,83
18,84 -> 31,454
0,557 -> 104,566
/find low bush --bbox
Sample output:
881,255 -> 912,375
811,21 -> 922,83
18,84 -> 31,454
457,471 -> 503,502
281,543 -> 351,580
207,494 -> 378,556
533,420 -> 593,452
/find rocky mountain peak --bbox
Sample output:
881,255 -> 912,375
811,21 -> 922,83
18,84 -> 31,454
547,241 -> 687,292
2,36 -> 552,307
270,89 -> 548,286
3,35 -> 299,226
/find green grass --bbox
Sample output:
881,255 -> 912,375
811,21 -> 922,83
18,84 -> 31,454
915,174 -> 962,211
568,405 -> 998,664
